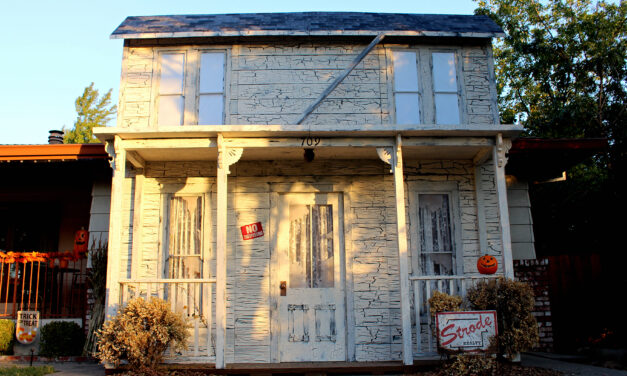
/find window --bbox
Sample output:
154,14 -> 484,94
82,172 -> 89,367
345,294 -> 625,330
432,52 -> 460,124
167,196 -> 203,279
156,50 -> 225,126
289,204 -> 334,288
409,182 -> 463,276
392,51 -> 421,124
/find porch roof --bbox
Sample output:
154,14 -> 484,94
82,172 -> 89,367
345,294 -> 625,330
0,144 -> 109,162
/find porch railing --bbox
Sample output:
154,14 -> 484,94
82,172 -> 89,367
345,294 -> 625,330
119,278 -> 216,360
410,274 -> 501,355
0,259 -> 87,319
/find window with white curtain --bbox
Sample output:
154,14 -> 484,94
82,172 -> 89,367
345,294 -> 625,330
167,196 -> 203,279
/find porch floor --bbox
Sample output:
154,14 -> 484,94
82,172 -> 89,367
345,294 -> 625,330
106,360 -> 442,375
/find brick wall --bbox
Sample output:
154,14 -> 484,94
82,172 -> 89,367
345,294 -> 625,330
514,258 -> 553,351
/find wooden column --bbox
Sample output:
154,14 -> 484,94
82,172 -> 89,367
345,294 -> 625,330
215,134 -> 242,369
380,135 -> 413,365
105,135 -> 126,318
493,133 -> 514,279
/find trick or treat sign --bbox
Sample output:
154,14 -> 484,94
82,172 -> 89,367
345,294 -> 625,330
436,311 -> 498,352
16,311 -> 40,344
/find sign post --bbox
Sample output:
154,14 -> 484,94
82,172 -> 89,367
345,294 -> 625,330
436,311 -> 498,353
16,310 -> 40,345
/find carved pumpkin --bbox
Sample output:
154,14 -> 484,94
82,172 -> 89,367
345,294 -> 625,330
74,228 -> 88,253
477,254 -> 498,274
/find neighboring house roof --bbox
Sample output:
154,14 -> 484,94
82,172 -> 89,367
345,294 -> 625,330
507,138 -> 608,180
111,12 -> 504,39
0,144 -> 109,162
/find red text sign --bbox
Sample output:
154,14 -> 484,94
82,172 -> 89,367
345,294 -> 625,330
241,222 -> 264,240
436,310 -> 498,352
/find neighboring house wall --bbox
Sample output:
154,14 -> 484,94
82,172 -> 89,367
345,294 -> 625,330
507,178 -> 536,260
117,42 -> 498,128
88,180 -> 112,248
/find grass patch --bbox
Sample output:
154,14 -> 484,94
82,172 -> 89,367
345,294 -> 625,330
0,366 -> 55,376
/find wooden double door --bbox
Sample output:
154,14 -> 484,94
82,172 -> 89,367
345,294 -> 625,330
274,193 -> 347,362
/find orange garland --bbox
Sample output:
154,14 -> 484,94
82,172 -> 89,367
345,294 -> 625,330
0,250 -> 87,264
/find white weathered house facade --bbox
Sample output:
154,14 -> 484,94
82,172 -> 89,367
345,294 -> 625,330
95,12 -> 524,367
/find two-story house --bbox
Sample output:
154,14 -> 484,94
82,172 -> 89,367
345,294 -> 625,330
95,12 -> 524,368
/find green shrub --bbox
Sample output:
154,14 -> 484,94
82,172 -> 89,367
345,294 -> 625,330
39,321 -> 85,356
466,278 -> 539,358
96,297 -> 189,370
0,365 -> 55,376
0,319 -> 15,355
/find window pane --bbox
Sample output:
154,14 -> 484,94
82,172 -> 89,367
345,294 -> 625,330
311,205 -> 334,288
392,51 -> 419,91
199,52 -> 225,93
289,205 -> 310,288
418,193 -> 453,275
168,196 -> 202,279
432,52 -> 457,92
159,53 -> 185,94
158,95 -> 183,126
395,93 -> 420,124
198,94 -> 224,125
435,94 -> 459,124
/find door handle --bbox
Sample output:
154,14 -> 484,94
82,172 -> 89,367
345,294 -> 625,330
280,281 -> 287,296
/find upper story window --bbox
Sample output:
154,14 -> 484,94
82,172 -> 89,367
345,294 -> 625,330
156,50 -> 225,126
432,52 -> 460,125
392,51 -> 421,124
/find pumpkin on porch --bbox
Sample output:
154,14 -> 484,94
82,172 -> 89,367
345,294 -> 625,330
477,254 -> 498,274
74,228 -> 88,254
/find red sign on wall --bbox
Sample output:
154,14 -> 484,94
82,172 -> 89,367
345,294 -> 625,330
241,222 -> 264,240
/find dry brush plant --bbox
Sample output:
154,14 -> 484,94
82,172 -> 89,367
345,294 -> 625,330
466,278 -> 539,358
96,297 -> 189,370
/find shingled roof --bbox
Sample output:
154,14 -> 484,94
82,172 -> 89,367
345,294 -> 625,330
111,12 -> 504,39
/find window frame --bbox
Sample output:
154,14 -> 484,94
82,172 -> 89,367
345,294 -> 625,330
159,190 -> 212,280
152,47 -> 229,128
408,181 -> 464,276
390,49 -> 423,125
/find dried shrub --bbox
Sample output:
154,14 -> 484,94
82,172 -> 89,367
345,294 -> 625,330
39,321 -> 85,356
466,278 -> 539,358
439,354 -> 496,376
96,297 -> 189,370
429,291 -> 463,317
0,319 -> 15,355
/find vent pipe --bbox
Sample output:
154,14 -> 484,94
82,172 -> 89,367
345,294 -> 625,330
48,130 -> 64,144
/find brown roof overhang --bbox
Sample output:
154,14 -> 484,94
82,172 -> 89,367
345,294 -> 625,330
506,138 -> 609,180
0,144 -> 109,162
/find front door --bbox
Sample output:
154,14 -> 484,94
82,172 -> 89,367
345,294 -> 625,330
276,193 -> 346,362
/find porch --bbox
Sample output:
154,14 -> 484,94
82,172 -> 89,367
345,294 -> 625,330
95,125 -> 521,367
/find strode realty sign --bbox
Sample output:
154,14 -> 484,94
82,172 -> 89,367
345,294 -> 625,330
436,310 -> 498,352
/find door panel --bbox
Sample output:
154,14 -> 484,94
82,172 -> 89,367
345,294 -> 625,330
277,193 -> 346,362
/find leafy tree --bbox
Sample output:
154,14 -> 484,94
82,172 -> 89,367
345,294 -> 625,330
474,0 -> 626,254
63,83 -> 117,143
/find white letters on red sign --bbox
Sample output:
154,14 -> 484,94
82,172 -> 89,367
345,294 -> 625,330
241,222 -> 264,240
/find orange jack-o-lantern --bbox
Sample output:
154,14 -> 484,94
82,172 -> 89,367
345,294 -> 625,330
74,228 -> 88,253
477,254 -> 498,274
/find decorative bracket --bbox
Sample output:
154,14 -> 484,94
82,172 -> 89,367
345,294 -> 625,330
105,140 -> 115,170
496,133 -> 512,168
377,147 -> 394,173
218,147 -> 243,174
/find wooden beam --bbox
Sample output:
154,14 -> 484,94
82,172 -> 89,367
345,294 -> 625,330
473,147 -> 491,165
223,137 -> 394,148
403,137 -> 494,147
474,164 -> 488,258
392,134 -> 413,365
493,133 -> 514,279
295,33 -> 386,125
126,151 -> 146,168
120,138 -> 217,150
215,134 -> 228,369
105,136 -> 126,318
130,173 -> 144,279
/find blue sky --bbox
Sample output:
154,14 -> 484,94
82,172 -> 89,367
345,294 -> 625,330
0,0 -> 480,144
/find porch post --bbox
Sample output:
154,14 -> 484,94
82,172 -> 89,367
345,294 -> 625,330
105,135 -> 126,318
215,134 -> 243,369
493,133 -> 514,279
393,134 -> 413,365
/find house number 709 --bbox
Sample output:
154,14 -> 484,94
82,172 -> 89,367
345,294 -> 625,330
301,137 -> 321,147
